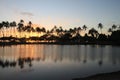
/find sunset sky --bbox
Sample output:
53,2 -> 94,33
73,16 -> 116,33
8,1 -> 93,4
0,0 -> 120,32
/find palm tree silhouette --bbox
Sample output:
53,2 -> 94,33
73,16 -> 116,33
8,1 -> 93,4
28,21 -> 32,27
2,21 -> 10,37
0,22 -> 3,37
108,28 -> 112,34
112,24 -> 117,31
10,21 -> 17,37
36,27 -> 41,37
88,28 -> 99,38
25,26 -> 31,37
57,26 -> 63,37
0,19 -> 120,44
17,20 -> 24,38
98,23 -> 103,34
28,21 -> 32,37
41,27 -> 46,33
82,25 -> 87,30
82,25 -> 87,34
77,26 -> 82,34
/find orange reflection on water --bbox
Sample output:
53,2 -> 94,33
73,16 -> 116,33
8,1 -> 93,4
0,45 -> 45,61
18,45 -> 41,59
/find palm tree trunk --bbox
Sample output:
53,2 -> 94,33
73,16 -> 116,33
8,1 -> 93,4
101,29 -> 102,34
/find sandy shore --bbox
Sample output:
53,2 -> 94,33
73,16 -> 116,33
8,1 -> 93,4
73,71 -> 120,80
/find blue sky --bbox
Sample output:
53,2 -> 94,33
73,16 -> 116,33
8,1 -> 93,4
0,0 -> 120,32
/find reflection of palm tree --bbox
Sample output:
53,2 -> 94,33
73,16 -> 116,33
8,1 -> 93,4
76,45 -> 80,61
83,46 -> 87,63
18,58 -> 24,69
98,23 -> 103,34
98,46 -> 103,66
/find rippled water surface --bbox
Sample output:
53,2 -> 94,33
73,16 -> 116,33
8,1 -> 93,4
0,45 -> 120,80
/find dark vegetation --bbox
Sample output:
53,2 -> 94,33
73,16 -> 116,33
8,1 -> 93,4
0,20 -> 120,45
73,71 -> 120,80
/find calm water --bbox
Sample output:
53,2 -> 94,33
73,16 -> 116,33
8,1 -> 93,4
0,44 -> 120,80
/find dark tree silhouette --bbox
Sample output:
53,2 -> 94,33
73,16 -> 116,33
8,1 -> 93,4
108,28 -> 113,34
10,21 -> 17,37
82,25 -> 87,32
17,20 -> 24,38
2,21 -> 10,37
98,23 -> 103,34
112,24 -> 117,31
88,28 -> 99,38
36,27 -> 41,37
0,20 -> 120,45
57,26 -> 64,37
0,22 -> 3,37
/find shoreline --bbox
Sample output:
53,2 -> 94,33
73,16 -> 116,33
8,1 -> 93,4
73,71 -> 120,80
0,41 -> 120,46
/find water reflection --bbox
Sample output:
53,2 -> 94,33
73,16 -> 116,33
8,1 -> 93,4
0,45 -> 120,69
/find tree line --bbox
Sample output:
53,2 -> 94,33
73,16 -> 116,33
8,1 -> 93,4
0,20 -> 120,44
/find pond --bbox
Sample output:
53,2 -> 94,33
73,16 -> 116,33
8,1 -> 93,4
0,44 -> 120,80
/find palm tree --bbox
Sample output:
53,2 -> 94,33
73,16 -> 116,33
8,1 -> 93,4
36,27 -> 41,37
51,25 -> 57,32
17,20 -> 24,38
74,27 -> 77,34
24,21 -> 36,38
50,25 -> 57,36
41,27 -> 46,33
98,23 -> 103,34
10,21 -> 17,37
82,25 -> 87,34
28,21 -> 32,27
77,26 -> 81,33
58,26 -> 63,37
112,24 -> 117,31
0,22 -> 3,37
88,28 -> 99,38
108,28 -> 112,33
25,26 -> 32,37
82,25 -> 87,31
2,21 -> 10,37
69,28 -> 74,37
28,21 -> 32,37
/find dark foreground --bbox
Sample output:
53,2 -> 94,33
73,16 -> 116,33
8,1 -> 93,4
73,71 -> 120,80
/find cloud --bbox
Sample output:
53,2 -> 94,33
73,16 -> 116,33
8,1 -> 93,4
20,12 -> 34,16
